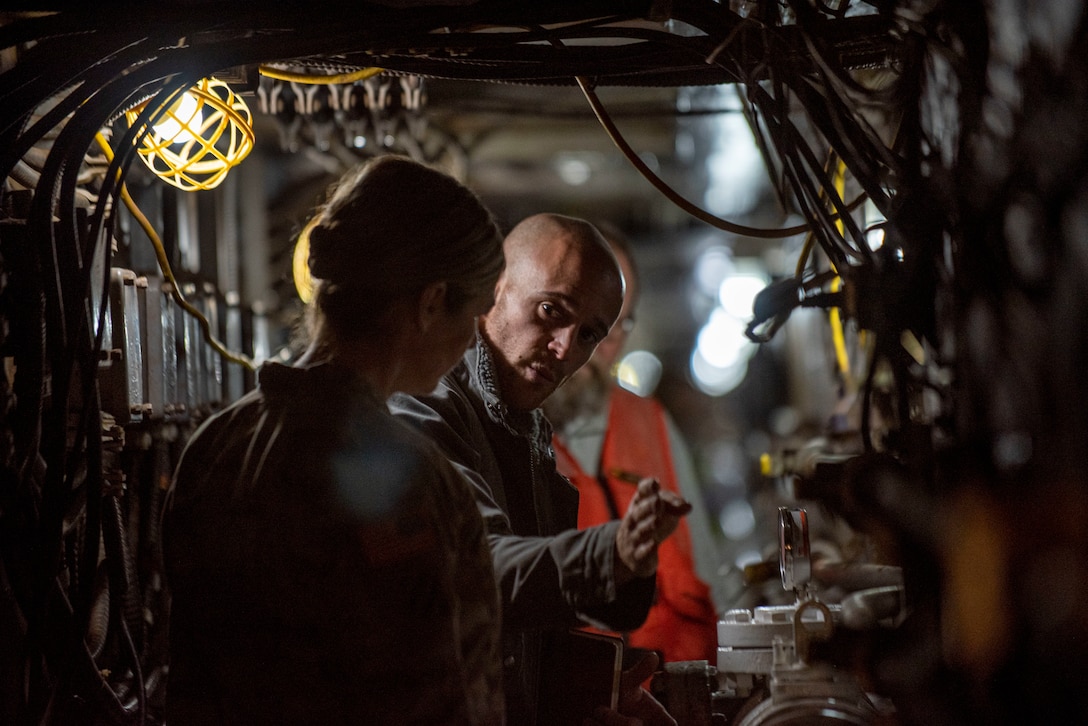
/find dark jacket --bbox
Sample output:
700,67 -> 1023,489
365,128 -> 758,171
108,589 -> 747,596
390,336 -> 654,725
164,362 -> 504,725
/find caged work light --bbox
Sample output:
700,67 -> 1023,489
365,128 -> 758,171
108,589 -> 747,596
125,77 -> 254,191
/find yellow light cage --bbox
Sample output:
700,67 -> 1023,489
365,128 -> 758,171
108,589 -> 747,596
125,77 -> 254,191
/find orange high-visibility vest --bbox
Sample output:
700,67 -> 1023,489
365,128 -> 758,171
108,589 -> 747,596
553,388 -> 718,663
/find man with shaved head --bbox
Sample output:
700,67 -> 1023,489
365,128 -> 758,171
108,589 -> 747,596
546,223 -> 721,666
391,213 -> 688,726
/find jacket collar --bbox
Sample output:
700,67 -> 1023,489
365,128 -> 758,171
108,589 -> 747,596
464,331 -> 504,417
467,331 -> 549,443
258,360 -> 383,409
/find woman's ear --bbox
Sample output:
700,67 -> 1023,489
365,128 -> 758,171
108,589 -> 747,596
416,281 -> 448,332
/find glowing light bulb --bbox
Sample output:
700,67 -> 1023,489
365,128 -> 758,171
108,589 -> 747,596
153,91 -> 203,145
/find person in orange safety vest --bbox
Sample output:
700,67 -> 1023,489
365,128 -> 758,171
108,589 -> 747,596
545,223 -> 720,664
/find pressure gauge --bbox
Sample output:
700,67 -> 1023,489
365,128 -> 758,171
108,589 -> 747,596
778,507 -> 811,591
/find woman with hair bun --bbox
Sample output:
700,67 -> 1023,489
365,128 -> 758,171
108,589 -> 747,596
163,155 -> 506,725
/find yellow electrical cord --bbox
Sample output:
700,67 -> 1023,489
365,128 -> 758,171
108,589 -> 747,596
258,65 -> 385,85
828,158 -> 852,385
794,233 -> 816,278
94,132 -> 256,372
790,157 -> 852,386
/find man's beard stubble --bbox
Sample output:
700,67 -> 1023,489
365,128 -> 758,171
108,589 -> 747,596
542,362 -> 614,432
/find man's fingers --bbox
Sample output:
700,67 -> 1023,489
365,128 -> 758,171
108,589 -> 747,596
628,483 -> 691,523
662,502 -> 693,518
622,496 -> 659,531
631,514 -> 657,536
621,650 -> 660,692
658,490 -> 692,513
618,477 -> 695,577
634,541 -> 656,562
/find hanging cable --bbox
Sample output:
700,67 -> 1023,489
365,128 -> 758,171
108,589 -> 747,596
94,132 -> 256,371
576,76 -> 815,239
700,9 -> 882,263
738,76 -> 872,266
